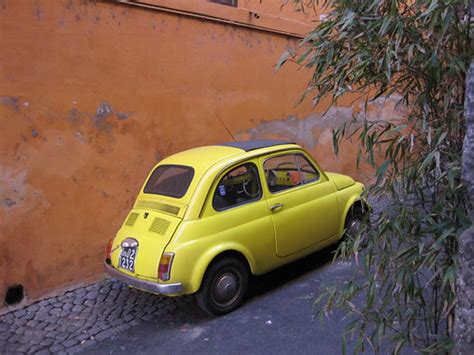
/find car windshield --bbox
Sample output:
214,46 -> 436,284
143,165 -> 194,198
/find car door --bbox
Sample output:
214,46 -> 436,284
199,161 -> 277,273
261,152 -> 340,258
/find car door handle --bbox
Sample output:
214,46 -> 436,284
270,203 -> 284,212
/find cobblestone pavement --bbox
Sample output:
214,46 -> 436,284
0,278 -> 194,354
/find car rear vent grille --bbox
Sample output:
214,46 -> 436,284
136,200 -> 180,216
149,217 -> 171,235
125,213 -> 139,227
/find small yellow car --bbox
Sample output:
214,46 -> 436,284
104,140 -> 368,315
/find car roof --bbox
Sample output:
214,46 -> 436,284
217,140 -> 295,152
160,141 -> 299,169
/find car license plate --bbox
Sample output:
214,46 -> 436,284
119,246 -> 137,272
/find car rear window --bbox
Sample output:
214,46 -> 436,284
143,165 -> 194,198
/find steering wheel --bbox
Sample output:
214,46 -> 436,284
242,178 -> 259,197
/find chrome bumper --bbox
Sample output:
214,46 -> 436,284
104,262 -> 183,295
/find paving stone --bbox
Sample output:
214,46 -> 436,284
39,300 -> 50,307
71,305 -> 84,313
62,303 -> 73,311
141,314 -> 155,322
36,321 -> 48,330
14,343 -> 30,352
18,334 -> 32,344
86,291 -> 98,300
0,322 -> 9,332
15,317 -> 28,326
35,311 -> 50,322
50,343 -> 65,352
28,304 -> 40,313
26,319 -> 39,327
56,332 -> 69,341
115,323 -> 131,333
88,326 -> 102,336
13,309 -> 26,317
14,326 -> 25,335
24,311 -> 35,320
50,308 -> 62,316
44,323 -> 58,331
74,288 -> 86,296
68,339 -> 97,354
83,318 -> 96,329
36,349 -> 52,355
129,319 -> 140,327
40,337 -> 55,347
63,338 -> 79,348
97,294 -> 107,303
72,298 -> 84,306
30,344 -> 42,353
0,330 -> 10,340
72,319 -> 86,328
94,329 -> 116,342
110,318 -> 123,327
2,313 -> 14,324
76,333 -> 90,342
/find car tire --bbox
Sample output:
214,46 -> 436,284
196,257 -> 248,316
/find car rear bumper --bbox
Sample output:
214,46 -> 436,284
104,262 -> 183,295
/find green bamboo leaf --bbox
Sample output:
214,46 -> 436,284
275,50 -> 291,70
418,150 -> 436,172
375,159 -> 390,185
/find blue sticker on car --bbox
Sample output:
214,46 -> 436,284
218,185 -> 226,196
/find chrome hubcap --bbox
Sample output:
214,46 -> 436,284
349,219 -> 361,236
212,271 -> 240,305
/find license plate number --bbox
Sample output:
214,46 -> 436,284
119,247 -> 137,272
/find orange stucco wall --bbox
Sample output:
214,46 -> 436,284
0,0 -> 404,308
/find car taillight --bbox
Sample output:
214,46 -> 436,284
158,252 -> 174,281
105,238 -> 114,261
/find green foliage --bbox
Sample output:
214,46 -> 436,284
279,0 -> 472,352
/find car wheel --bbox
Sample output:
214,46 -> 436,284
346,212 -> 363,238
196,257 -> 248,316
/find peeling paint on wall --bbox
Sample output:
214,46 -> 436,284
0,96 -> 19,111
238,107 -> 354,149
1,197 -> 16,208
68,102 -> 133,133
238,96 -> 407,150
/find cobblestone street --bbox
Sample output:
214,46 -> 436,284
0,278 -> 195,354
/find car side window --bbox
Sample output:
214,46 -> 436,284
213,163 -> 262,211
264,153 -> 320,193
296,154 -> 320,184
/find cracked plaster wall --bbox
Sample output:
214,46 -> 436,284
0,0 -> 403,307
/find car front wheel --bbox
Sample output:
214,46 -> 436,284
196,257 -> 248,316
346,212 -> 363,238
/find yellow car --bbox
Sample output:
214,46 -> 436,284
104,140 -> 368,315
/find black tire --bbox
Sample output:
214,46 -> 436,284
196,257 -> 248,316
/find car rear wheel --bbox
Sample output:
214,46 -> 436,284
196,257 -> 248,316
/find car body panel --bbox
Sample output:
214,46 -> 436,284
105,142 -> 366,296
110,209 -> 181,279
325,172 -> 356,191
